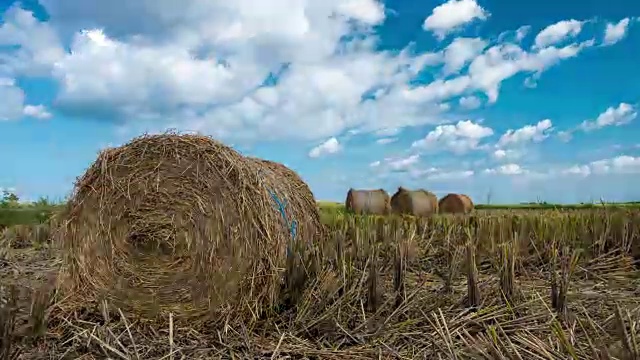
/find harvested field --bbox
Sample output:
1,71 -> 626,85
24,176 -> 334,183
2,209 -> 640,359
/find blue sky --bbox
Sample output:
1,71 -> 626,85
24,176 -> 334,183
0,0 -> 639,204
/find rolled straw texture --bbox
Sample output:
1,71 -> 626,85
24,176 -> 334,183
54,133 -> 322,326
438,193 -> 474,214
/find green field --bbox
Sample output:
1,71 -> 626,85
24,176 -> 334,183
317,199 -> 640,217
319,199 -> 640,210
2,200 -> 640,227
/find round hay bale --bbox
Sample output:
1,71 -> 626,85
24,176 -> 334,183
438,193 -> 474,214
459,194 -> 474,212
54,133 -> 322,325
390,187 -> 438,217
345,188 -> 390,215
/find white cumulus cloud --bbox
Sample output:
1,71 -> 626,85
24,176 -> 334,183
497,119 -> 553,147
0,78 -> 53,120
492,148 -> 521,161
516,25 -> 531,42
603,18 -> 631,46
375,127 -> 401,137
442,37 -> 487,74
422,0 -> 489,40
23,104 -> 52,119
561,165 -> 591,177
427,169 -> 474,181
370,154 -> 423,176
412,120 -> 494,154
376,137 -> 397,145
533,19 -> 584,49
0,78 -> 25,120
484,163 -> 526,175
387,154 -> 420,172
308,137 -> 342,158
0,2 -> 620,146
561,155 -> 640,176
458,95 -> 481,109
579,103 -> 637,131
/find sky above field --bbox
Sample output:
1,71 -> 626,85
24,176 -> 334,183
0,0 -> 639,204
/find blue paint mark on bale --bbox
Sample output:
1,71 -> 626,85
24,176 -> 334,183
267,188 -> 298,258
257,167 -> 299,258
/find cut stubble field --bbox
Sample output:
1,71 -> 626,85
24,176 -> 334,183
2,205 -> 640,359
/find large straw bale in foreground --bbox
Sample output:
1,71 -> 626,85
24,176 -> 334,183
54,133 -> 322,325
390,187 -> 438,217
345,188 -> 390,215
438,193 -> 474,214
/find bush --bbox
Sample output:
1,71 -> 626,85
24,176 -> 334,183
0,190 -> 19,209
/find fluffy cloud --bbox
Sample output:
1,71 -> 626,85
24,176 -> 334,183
369,154 -> 424,180
487,155 -> 640,180
427,169 -> 474,181
579,103 -> 637,131
23,105 -> 52,119
607,155 -> 640,173
603,18 -> 631,46
0,3 -> 622,146
375,137 -> 397,145
336,0 -> 386,24
435,39 -> 594,103
492,148 -> 521,161
412,120 -> 494,154
422,0 -> 489,40
442,37 -> 487,74
0,6 -> 65,77
2,2 -> 408,136
533,19 -> 584,49
308,137 -> 342,158
497,119 -> 553,147
561,155 -> 640,176
497,25 -> 530,43
0,78 -> 25,120
492,149 -> 507,159
516,25 -> 531,42
375,127 -> 401,137
0,78 -> 54,120
561,165 -> 591,177
404,35 -> 594,103
484,163 -> 527,175
458,95 -> 481,109
386,154 -> 420,172
559,103 -> 636,142
374,161 -> 474,182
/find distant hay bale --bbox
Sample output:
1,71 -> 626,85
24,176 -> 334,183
390,187 -> 438,217
460,194 -> 474,212
438,193 -> 474,214
345,188 -> 390,215
54,133 -> 322,326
